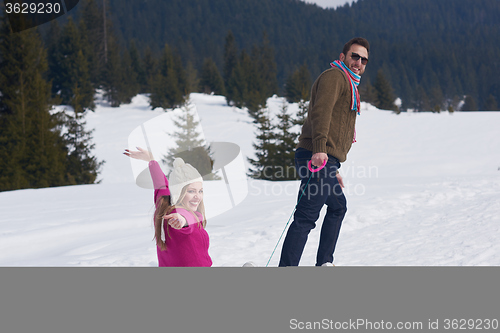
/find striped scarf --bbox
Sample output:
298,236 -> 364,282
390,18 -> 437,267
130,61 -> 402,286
330,60 -> 361,115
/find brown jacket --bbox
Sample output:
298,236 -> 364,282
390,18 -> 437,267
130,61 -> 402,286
296,67 -> 357,162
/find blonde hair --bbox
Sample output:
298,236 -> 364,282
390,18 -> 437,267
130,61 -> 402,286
153,183 -> 207,251
154,195 -> 173,251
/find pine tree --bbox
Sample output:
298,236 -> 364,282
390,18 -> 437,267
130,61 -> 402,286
142,46 -> 157,93
78,0 -> 108,89
294,99 -> 309,128
223,30 -> 238,104
450,95 -> 462,113
227,50 -> 250,109
173,51 -> 188,96
62,109 -> 104,184
461,95 -> 477,111
45,19 -> 62,100
484,95 -> 498,111
166,101 -> 205,155
94,2 -> 137,107
247,105 -> 278,180
163,100 -> 214,179
199,57 -> 225,95
123,47 -> 140,100
50,17 -> 95,112
101,44 -> 123,106
257,33 -> 279,99
244,37 -> 278,118
150,44 -> 185,110
102,40 -> 138,106
274,100 -> 299,180
374,69 -> 396,111
285,64 -> 311,103
245,47 -> 265,117
430,84 -> 444,113
184,61 -> 200,94
224,33 -> 278,118
359,79 -> 378,107
0,18 -> 67,191
129,40 -> 146,93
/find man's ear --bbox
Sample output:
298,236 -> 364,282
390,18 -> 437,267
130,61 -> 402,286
339,53 -> 345,62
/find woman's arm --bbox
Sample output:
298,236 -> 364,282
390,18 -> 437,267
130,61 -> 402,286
163,209 -> 199,234
124,147 -> 170,201
166,208 -> 199,226
163,212 -> 188,229
148,160 -> 170,197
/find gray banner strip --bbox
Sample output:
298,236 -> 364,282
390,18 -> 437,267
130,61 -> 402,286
2,267 -> 499,333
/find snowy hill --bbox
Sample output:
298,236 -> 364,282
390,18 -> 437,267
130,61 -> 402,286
1,93 -> 499,266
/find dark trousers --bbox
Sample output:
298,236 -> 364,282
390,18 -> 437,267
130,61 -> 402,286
279,148 -> 347,266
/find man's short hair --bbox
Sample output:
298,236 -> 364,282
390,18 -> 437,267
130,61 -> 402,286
342,37 -> 370,56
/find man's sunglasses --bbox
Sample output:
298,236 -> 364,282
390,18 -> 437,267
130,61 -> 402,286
351,52 -> 369,65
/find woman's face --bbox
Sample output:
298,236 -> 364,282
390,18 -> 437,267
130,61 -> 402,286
181,182 -> 203,211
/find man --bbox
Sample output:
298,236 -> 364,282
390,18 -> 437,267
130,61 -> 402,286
279,37 -> 370,267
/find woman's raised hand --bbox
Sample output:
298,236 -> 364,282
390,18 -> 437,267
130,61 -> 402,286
123,147 -> 154,162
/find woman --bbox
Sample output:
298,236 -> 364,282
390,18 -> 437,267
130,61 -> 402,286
124,147 -> 212,267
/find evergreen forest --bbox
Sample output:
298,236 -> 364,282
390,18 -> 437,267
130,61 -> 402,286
1,0 -> 499,190
90,0 -> 499,111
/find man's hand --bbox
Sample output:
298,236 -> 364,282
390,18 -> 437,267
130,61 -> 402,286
336,173 -> 344,188
311,152 -> 328,167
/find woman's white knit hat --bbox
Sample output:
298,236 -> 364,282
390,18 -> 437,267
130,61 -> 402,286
169,158 -> 203,205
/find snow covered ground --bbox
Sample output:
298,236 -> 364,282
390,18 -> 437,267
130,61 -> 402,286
1,93 -> 499,266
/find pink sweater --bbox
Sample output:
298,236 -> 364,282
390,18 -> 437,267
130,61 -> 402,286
149,160 -> 212,267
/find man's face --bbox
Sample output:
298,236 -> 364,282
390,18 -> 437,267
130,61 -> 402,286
340,44 -> 369,76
